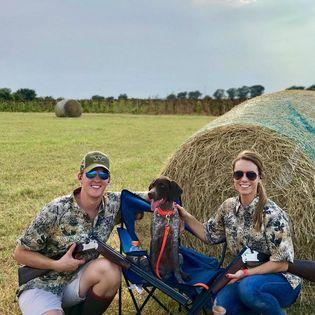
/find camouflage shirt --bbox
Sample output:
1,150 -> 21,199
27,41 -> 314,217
203,196 -> 301,289
17,188 -> 145,296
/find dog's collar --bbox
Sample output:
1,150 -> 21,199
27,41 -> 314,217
156,207 -> 176,217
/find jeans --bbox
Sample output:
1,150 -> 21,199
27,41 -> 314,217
215,274 -> 301,315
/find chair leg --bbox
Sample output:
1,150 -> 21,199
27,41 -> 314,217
142,287 -> 171,314
124,277 -> 142,313
118,284 -> 122,315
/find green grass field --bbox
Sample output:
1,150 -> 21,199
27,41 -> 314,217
0,112 -> 211,314
0,112 -> 313,314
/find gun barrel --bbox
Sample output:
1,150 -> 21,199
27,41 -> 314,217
95,238 -> 189,306
288,259 -> 315,282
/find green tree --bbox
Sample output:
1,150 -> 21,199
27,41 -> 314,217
213,89 -> 225,100
13,88 -> 37,101
188,91 -> 202,100
306,85 -> 315,91
226,88 -> 238,100
106,96 -> 115,101
0,88 -> 12,100
118,94 -> 128,100
92,95 -> 105,101
166,93 -> 176,100
203,95 -> 212,100
177,92 -> 187,100
237,86 -> 250,100
250,85 -> 265,98
286,86 -> 305,90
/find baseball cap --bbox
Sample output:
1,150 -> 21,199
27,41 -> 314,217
80,151 -> 110,173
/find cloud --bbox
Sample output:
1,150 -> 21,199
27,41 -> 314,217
191,0 -> 256,5
239,0 -> 256,3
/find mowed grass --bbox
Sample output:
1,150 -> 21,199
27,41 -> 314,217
0,112 -> 211,314
0,113 -> 313,314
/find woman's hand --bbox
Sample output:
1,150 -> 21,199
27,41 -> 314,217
53,243 -> 85,273
179,218 -> 185,233
174,203 -> 206,242
174,204 -> 190,221
226,269 -> 250,284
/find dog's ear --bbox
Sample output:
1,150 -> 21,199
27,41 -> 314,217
149,178 -> 156,191
169,180 -> 183,201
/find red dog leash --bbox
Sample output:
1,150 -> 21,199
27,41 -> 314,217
154,207 -> 176,279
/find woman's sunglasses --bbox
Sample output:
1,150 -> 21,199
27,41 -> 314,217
233,171 -> 258,181
85,170 -> 110,180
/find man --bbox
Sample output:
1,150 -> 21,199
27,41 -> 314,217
14,151 -> 137,315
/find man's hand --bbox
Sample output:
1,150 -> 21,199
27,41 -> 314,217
54,243 -> 85,272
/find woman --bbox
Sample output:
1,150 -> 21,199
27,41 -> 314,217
176,150 -> 301,315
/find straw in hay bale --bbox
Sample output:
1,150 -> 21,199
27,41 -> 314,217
161,90 -> 315,263
55,99 -> 82,117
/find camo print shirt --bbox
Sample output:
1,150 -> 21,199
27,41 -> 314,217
17,188 -> 146,296
203,196 -> 301,289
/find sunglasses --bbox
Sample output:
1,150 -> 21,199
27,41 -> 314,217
233,171 -> 258,181
85,170 -> 110,180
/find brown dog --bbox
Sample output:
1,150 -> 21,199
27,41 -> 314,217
148,176 -> 188,283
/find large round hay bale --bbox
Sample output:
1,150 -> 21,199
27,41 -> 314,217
162,90 -> 315,263
55,99 -> 82,117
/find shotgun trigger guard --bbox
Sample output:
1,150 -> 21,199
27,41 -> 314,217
241,247 -> 260,263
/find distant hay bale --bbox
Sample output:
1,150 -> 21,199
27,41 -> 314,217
55,99 -> 82,117
162,90 -> 315,263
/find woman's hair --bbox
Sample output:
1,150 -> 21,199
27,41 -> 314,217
232,150 -> 268,231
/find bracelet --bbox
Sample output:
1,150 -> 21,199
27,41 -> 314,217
242,268 -> 250,277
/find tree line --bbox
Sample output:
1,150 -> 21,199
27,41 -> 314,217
166,85 -> 266,101
0,85 -> 314,102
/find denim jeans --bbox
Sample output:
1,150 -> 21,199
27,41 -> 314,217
215,274 -> 301,315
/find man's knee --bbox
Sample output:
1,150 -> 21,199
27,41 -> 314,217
79,259 -> 121,299
42,311 -> 64,315
91,258 -> 121,278
82,258 -> 121,286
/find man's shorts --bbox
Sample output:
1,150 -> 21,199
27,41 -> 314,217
18,262 -> 92,315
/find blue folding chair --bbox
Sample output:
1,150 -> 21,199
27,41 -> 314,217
117,190 -> 227,314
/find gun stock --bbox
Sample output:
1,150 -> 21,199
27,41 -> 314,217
18,244 -> 93,286
288,259 -> 315,282
18,253 -> 64,286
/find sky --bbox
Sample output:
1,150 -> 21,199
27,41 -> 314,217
1,0 -> 314,99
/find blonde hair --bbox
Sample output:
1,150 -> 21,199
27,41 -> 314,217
232,150 -> 268,231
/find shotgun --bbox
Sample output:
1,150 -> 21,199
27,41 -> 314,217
17,238 -> 190,306
210,247 -> 315,295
